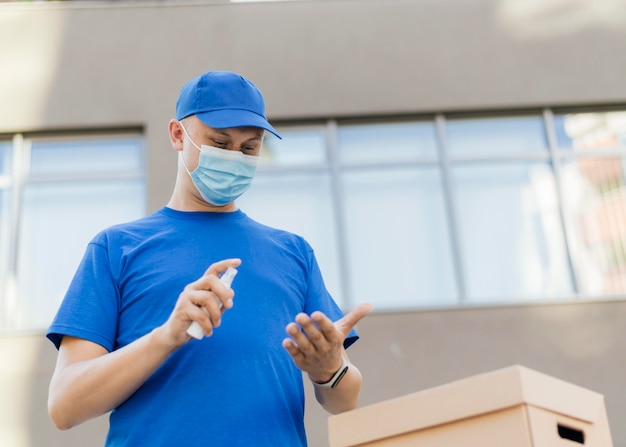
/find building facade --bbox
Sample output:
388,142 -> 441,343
2,1 -> 626,445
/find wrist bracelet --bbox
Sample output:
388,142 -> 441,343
312,357 -> 349,389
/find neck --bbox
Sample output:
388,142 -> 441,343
167,171 -> 238,213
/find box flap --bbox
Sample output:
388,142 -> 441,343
328,365 -> 606,447
516,366 -> 604,423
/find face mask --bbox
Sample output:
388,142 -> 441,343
179,123 -> 259,206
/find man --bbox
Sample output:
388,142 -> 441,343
46,70 -> 372,446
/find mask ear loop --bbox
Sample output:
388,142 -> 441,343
178,121 -> 201,176
178,152 -> 193,176
178,121 -> 202,151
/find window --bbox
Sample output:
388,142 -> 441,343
446,115 -> 572,302
0,132 -> 146,332
337,121 -> 456,310
554,111 -> 626,295
239,109 -> 626,310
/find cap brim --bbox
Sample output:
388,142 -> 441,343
196,109 -> 282,139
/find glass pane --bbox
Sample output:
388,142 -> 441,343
343,167 -> 457,309
0,142 -> 10,282
0,188 -> 9,262
236,173 -> 342,304
452,162 -> 573,302
0,141 -> 11,175
260,126 -> 326,167
555,111 -> 626,151
30,137 -> 144,176
560,156 -> 626,294
446,116 -> 548,158
0,189 -> 9,327
15,180 -> 146,330
337,121 -> 438,164
0,141 -> 11,327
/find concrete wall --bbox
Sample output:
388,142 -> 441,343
2,1 -> 626,446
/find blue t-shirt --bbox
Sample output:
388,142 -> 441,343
47,207 -> 358,447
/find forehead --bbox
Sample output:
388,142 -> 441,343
208,126 -> 264,139
190,118 -> 264,139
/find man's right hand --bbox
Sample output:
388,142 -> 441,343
158,258 -> 242,347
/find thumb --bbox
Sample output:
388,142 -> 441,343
334,302 -> 373,337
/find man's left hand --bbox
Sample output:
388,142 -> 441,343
282,303 -> 373,383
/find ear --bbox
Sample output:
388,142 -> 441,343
168,119 -> 184,152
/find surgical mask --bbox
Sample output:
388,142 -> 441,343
179,124 -> 259,206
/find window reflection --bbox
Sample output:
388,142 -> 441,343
30,137 -> 143,176
260,126 -> 326,167
561,158 -> 626,294
342,167 -> 457,308
446,116 -> 548,158
0,141 -> 11,175
555,111 -> 626,151
337,121 -> 438,164
0,142 -> 12,328
0,189 -> 9,326
18,181 -> 145,329
452,162 -> 573,301
556,111 -> 626,294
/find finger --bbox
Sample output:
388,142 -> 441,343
187,305 -> 215,337
187,289 -> 224,327
206,277 -> 236,310
310,312 -> 343,344
282,339 -> 311,371
285,321 -> 315,354
295,313 -> 328,347
282,338 -> 303,358
334,302 -> 373,337
203,258 -> 242,277
191,272 -> 236,310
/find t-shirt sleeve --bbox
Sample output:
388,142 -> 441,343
46,236 -> 120,352
303,247 -> 359,350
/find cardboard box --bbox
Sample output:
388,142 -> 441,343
328,365 -> 613,447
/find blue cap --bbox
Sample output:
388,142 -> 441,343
175,71 -> 281,139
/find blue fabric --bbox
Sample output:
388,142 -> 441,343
47,207 -> 358,447
175,71 -> 281,139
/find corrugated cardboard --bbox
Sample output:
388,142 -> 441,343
328,365 -> 613,447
